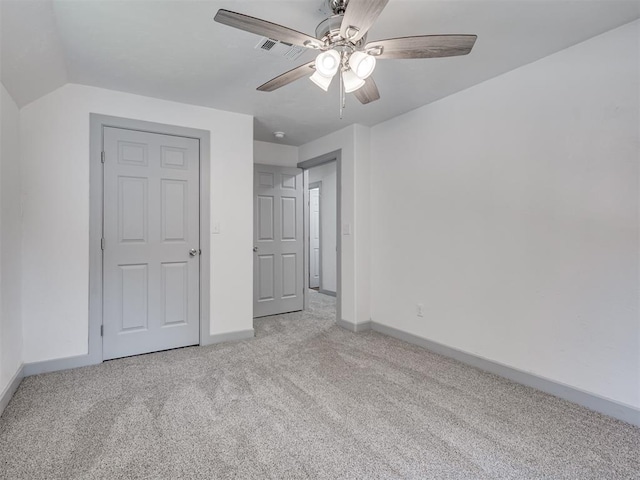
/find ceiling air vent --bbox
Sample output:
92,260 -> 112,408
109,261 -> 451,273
260,39 -> 277,51
254,37 -> 305,61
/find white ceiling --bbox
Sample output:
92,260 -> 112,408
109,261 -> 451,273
2,0 -> 638,145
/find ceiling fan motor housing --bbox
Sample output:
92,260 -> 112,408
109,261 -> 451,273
315,15 -> 367,49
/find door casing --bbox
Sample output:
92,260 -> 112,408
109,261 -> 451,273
89,114 -> 211,363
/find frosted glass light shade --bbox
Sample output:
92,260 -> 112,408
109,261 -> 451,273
349,51 -> 376,79
315,50 -> 341,77
342,70 -> 365,93
310,70 -> 333,91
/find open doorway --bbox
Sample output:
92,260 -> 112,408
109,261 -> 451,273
251,151 -> 341,323
299,151 -> 340,321
306,162 -> 337,298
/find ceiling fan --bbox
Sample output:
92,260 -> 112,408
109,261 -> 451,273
214,0 -> 477,112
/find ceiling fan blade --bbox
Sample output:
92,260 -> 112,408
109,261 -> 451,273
214,9 -> 322,49
340,0 -> 389,43
353,77 -> 380,104
257,61 -> 316,92
367,35 -> 477,60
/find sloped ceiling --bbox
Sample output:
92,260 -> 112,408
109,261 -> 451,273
1,0 -> 638,145
0,0 -> 68,108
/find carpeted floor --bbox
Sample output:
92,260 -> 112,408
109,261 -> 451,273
1,290 -> 639,479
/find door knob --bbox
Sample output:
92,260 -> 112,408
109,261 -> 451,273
189,249 -> 198,257
253,246 -> 258,252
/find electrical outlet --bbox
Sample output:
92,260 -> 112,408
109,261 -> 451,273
417,304 -> 424,317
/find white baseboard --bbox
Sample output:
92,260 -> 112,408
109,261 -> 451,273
370,322 -> 640,427
0,363 -> 24,417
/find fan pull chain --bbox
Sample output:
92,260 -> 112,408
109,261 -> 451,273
339,54 -> 345,119
339,73 -> 344,119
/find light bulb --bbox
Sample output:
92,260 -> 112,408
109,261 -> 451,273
310,70 -> 333,91
349,51 -> 376,80
315,50 -> 340,78
342,70 -> 365,93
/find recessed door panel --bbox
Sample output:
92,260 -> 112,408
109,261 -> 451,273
118,176 -> 148,243
161,146 -> 188,170
282,174 -> 296,189
103,126 -> 200,360
258,255 -> 275,301
120,264 -> 148,332
118,141 -> 147,166
162,262 -> 188,326
253,164 -> 303,318
281,197 -> 296,241
259,173 -> 274,188
258,196 -> 274,241
161,179 -> 187,242
282,254 -> 297,298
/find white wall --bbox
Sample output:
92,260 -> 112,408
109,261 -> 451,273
299,124 -> 371,325
309,161 -> 337,293
0,83 -> 23,395
254,140 -> 299,167
20,84 -> 253,364
370,21 -> 640,408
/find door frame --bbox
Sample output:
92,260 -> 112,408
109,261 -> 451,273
89,114 -> 211,363
298,150 -> 341,321
308,181 -> 322,290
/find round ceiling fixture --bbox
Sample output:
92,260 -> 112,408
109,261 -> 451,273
273,131 -> 286,139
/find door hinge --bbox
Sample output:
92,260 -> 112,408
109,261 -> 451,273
101,238 -> 105,250
101,151 -> 105,163
100,325 -> 103,337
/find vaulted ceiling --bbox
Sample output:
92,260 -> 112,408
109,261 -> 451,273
2,0 -> 638,145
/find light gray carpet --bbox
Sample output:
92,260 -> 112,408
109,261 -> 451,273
1,290 -> 639,479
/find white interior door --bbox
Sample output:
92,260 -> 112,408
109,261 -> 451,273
309,186 -> 320,289
102,126 -> 200,360
254,164 -> 303,318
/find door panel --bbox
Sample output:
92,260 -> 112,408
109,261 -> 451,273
309,187 -> 320,288
281,197 -> 297,240
161,262 -> 188,325
120,264 -> 148,331
103,127 -> 200,360
161,180 -> 188,242
257,196 -> 274,240
119,176 -> 148,243
258,255 -> 275,301
254,164 -> 303,317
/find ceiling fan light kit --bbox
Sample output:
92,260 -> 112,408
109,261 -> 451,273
315,50 -> 341,77
349,51 -> 376,79
342,69 -> 366,93
214,0 -> 477,116
310,70 -> 333,91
